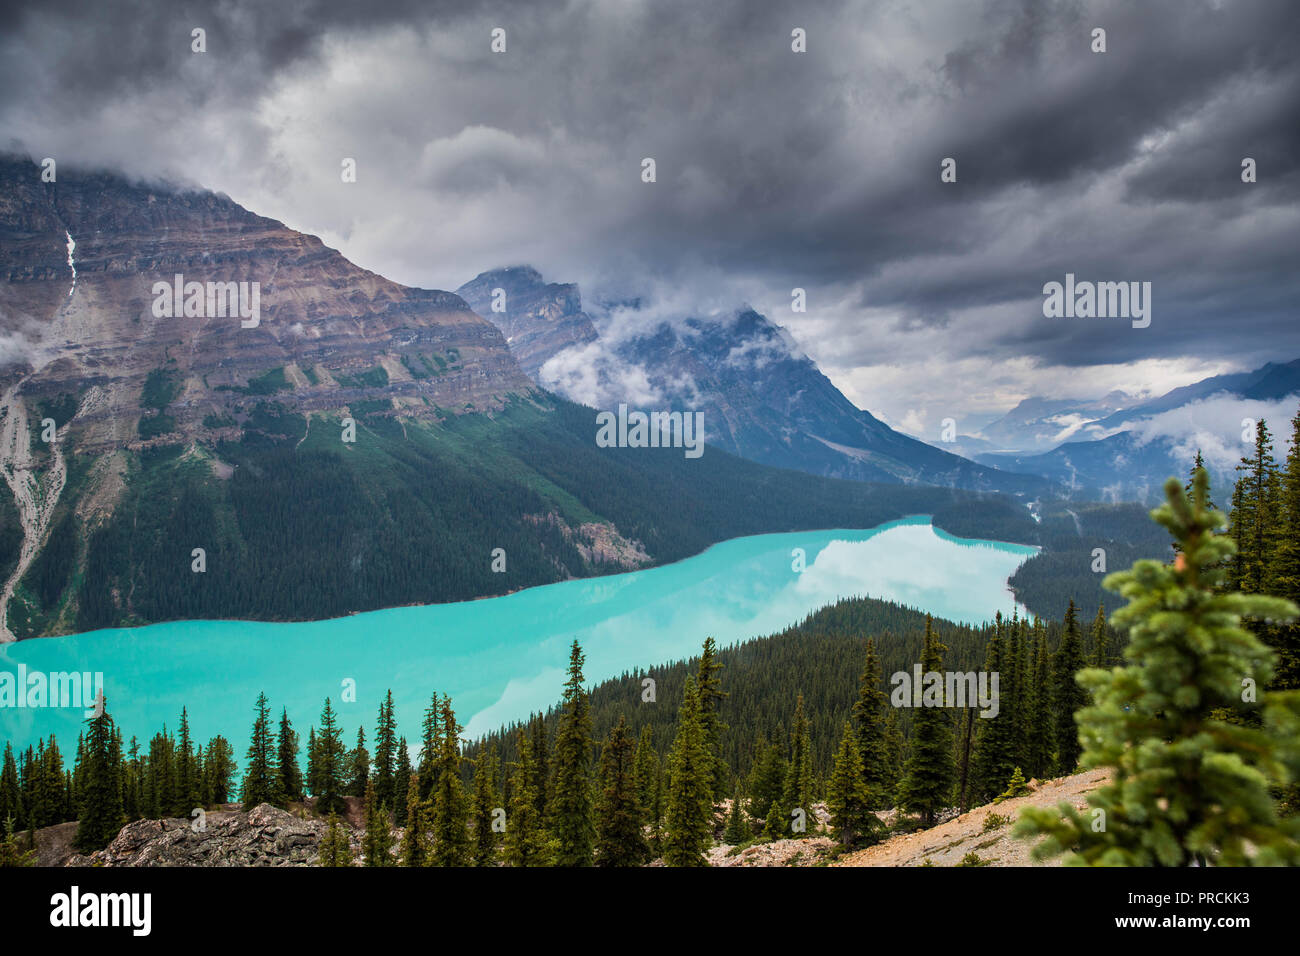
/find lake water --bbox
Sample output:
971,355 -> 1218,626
0,516 -> 1035,755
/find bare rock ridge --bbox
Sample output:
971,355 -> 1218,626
457,266 -> 599,380
0,154 -> 535,456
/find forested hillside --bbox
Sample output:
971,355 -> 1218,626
12,392 -> 1051,636
8,460 -> 1300,867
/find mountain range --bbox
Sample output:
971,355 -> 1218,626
0,155 -> 1048,638
457,266 -> 1048,496
969,360 -> 1300,501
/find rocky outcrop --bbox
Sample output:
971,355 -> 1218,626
457,266 -> 598,380
66,804 -> 355,867
0,154 -> 535,456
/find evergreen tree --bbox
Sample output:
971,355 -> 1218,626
882,711 -> 905,802
1005,614 -> 1030,773
428,697 -> 471,866
1025,618 -> 1054,778
1271,407 -> 1300,690
971,615 -> 1017,802
897,615 -> 956,826
529,713 -> 549,823
851,638 -> 891,808
0,814 -> 35,867
633,725 -> 662,850
1,743 -> 22,828
996,766 -> 1032,803
827,721 -> 880,849
548,640 -> 595,866
1230,419 -> 1280,595
1053,600 -> 1088,774
1089,603 -> 1110,667
346,726 -> 369,798
313,698 -> 348,816
372,690 -> 398,813
175,707 -> 199,815
471,746 -> 501,867
696,637 -> 729,801
204,735 -> 235,804
276,707 -> 303,804
663,677 -> 713,866
723,787 -> 749,844
241,692 -> 280,809
594,716 -> 648,866
417,691 -> 441,801
305,727 -> 319,798
394,736 -> 413,814
503,729 -> 549,867
318,811 -> 352,867
1018,471 -> 1300,865
362,778 -> 393,866
746,734 -> 785,825
400,772 -> 428,866
74,699 -> 125,852
769,694 -> 814,838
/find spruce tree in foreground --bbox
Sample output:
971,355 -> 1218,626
428,697 -> 471,866
1024,619 -> 1054,778
696,637 -> 729,801
663,678 -> 713,866
1052,600 -> 1087,774
548,640 -> 595,866
595,716 -> 649,866
362,778 -> 393,866
0,814 -> 35,867
723,788 -> 748,845
995,767 -> 1031,803
504,729 -> 549,866
471,746 -> 501,866
372,690 -> 398,812
313,698 -> 348,816
852,638 -> 892,808
241,692 -> 280,809
897,615 -> 955,826
827,721 -> 880,849
768,694 -> 814,839
747,734 -> 784,825
346,726 -> 369,798
318,812 -> 352,866
176,708 -> 199,815
204,735 -> 235,804
276,707 -> 303,804
1016,471 -> 1300,865
633,725 -> 660,848
971,615 -> 1017,802
73,700 -> 125,852
400,773 -> 428,866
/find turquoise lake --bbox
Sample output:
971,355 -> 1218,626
0,516 -> 1036,754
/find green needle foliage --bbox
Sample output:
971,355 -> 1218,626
318,811 -> 352,867
1016,471 -> 1300,866
827,721 -> 881,849
897,616 -> 956,826
663,678 -> 714,866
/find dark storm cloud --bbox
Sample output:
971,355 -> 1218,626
1,0 -> 1297,410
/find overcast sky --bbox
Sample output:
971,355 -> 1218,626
3,0 -> 1297,435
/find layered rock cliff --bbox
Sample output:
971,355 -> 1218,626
0,155 -> 534,455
